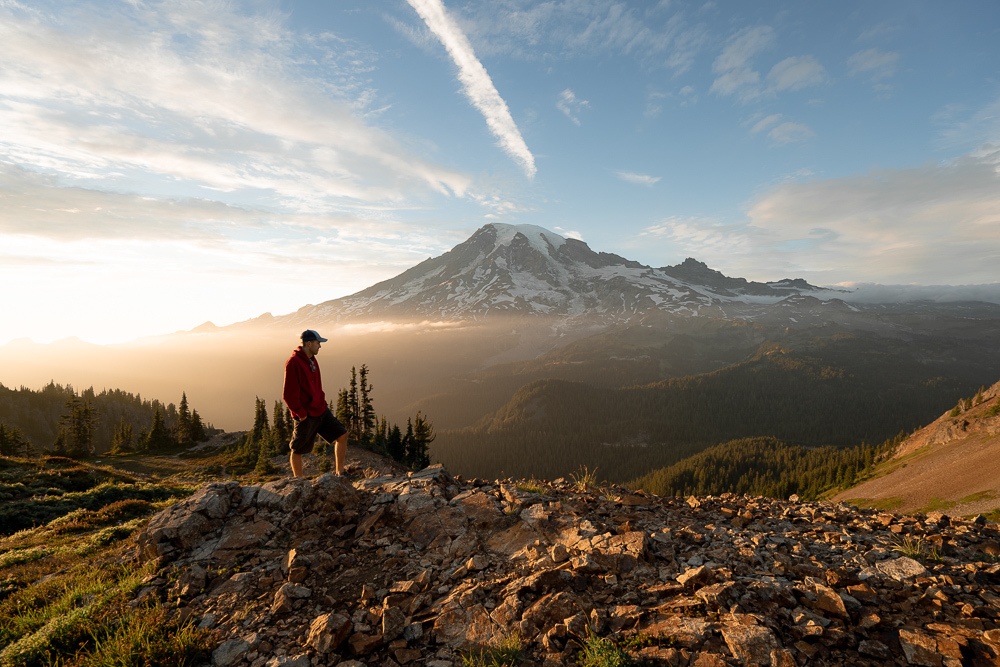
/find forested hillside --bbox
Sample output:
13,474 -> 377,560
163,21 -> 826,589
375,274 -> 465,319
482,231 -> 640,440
0,382 -> 215,456
431,334 -> 971,483
628,435 -> 902,500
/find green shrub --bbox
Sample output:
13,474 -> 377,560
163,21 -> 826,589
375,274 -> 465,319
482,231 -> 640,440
577,635 -> 633,667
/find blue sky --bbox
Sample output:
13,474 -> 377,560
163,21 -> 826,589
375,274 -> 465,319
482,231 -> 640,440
1,0 -> 998,344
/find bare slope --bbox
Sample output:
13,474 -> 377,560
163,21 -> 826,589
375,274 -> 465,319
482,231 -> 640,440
135,465 -> 1000,666
836,380 -> 1000,517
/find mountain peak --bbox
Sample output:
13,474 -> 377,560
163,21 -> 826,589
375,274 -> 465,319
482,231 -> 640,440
482,223 -> 567,254
286,224 -> 833,323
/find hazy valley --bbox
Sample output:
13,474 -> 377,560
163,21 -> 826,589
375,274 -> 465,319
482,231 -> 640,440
3,223 -> 1000,486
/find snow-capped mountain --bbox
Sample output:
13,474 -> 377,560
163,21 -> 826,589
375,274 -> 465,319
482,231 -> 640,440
290,223 -> 841,323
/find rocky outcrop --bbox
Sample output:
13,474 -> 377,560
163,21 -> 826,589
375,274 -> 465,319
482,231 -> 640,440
135,465 -> 1000,666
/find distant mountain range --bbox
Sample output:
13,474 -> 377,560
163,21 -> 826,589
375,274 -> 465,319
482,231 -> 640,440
263,223 -> 998,329
278,223 -> 849,324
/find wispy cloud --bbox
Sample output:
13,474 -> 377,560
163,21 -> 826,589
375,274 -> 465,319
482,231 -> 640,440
710,26 -> 774,102
711,27 -> 825,103
616,171 -> 661,186
749,114 -> 815,144
847,47 -> 899,96
0,0 -> 471,215
847,48 -> 899,80
767,55 -> 826,92
557,89 -> 590,126
405,0 -> 537,179
451,2 -> 710,76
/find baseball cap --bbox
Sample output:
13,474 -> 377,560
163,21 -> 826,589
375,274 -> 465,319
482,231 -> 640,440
300,329 -> 328,343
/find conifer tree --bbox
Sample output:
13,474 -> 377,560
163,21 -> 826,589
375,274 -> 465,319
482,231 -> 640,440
387,424 -> 404,462
359,364 -> 375,444
176,392 -> 193,446
144,406 -> 175,451
408,412 -> 434,469
336,388 -> 355,441
58,397 -> 98,459
272,400 -> 290,450
190,410 -> 207,442
402,418 -> 417,468
0,423 -> 31,456
347,367 -> 360,439
109,416 -> 134,455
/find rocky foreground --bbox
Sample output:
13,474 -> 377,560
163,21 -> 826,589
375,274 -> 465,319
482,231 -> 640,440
135,466 -> 1000,667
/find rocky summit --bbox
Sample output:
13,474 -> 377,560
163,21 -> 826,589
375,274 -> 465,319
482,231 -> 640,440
135,465 -> 1000,667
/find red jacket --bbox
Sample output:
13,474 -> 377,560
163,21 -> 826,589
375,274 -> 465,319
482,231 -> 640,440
282,347 -> 327,419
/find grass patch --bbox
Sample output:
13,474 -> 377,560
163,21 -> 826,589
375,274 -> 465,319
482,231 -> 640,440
513,479 -> 548,496
888,535 -> 941,563
916,497 -> 957,515
577,634 -> 633,667
0,454 -> 214,666
959,490 -> 998,504
571,465 -> 600,492
461,632 -> 522,667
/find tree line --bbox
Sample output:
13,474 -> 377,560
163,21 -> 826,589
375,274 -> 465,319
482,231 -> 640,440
229,364 -> 435,474
628,434 -> 905,500
0,382 -> 215,458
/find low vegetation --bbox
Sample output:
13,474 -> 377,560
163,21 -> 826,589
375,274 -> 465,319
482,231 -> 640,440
0,455 -> 215,666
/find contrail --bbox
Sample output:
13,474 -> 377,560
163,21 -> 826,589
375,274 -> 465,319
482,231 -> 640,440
406,0 -> 537,179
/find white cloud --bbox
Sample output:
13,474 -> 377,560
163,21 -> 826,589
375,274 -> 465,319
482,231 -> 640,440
0,0 -> 472,213
406,0 -> 537,179
557,89 -> 590,126
749,114 -> 814,144
710,25 -> 774,102
712,28 -> 825,104
847,48 -> 899,81
768,122 -> 815,144
451,2 -> 710,76
745,154 -> 1000,284
616,171 -> 661,186
767,55 -> 826,92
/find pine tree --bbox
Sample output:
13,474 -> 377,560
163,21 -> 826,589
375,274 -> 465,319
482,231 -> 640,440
402,418 -> 414,467
409,412 -> 434,469
190,410 -> 207,442
272,400 -> 290,450
336,389 -> 354,441
144,406 -> 175,451
347,367 -> 360,439
109,416 -> 134,455
57,397 -> 98,459
176,392 -> 193,447
359,364 -> 375,444
387,424 -> 404,462
0,423 -> 31,456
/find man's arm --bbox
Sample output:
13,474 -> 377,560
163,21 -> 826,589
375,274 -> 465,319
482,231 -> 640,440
282,360 -> 309,420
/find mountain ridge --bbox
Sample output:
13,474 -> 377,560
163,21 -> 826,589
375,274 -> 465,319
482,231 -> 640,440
277,223 -> 847,326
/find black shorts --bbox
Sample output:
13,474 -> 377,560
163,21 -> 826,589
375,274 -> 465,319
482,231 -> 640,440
289,409 -> 348,454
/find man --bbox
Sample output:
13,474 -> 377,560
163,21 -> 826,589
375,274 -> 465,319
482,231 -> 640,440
282,329 -> 348,477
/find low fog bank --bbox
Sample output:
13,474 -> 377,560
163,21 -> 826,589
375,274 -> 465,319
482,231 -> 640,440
0,318 -> 572,432
835,282 -> 1000,305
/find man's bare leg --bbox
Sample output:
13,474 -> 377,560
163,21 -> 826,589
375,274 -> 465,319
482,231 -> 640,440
334,433 -> 347,475
290,451 -> 304,478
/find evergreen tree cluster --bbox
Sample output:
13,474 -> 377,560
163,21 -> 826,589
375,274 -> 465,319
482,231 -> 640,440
334,365 -> 433,470
228,398 -> 293,474
629,434 -> 904,501
231,365 -> 435,472
0,382 -> 213,458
